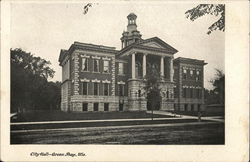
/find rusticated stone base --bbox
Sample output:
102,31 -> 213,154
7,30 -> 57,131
128,98 -> 147,111
61,80 -> 71,112
71,102 -> 82,112
69,95 -> 129,112
161,102 -> 174,111
178,103 -> 205,112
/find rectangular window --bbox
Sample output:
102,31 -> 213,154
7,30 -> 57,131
174,104 -> 178,111
82,103 -> 88,111
190,88 -> 193,98
103,60 -> 109,73
94,83 -> 99,95
94,103 -> 99,111
118,63 -> 124,75
119,103 -> 123,111
119,84 -> 124,96
104,83 -> 109,96
183,88 -> 186,98
93,59 -> 99,72
104,103 -> 109,111
196,70 -> 200,75
196,70 -> 201,81
184,104 -> 188,111
190,70 -> 193,76
183,69 -> 187,80
183,74 -> 187,80
196,89 -> 200,99
198,104 -> 201,112
191,104 -> 194,111
81,82 -> 88,95
196,76 -> 201,81
82,58 -> 88,71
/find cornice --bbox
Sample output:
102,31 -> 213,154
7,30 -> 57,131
74,44 -> 118,54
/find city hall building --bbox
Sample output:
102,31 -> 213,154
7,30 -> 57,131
59,13 -> 207,112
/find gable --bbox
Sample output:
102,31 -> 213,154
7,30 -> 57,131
138,37 -> 178,53
140,42 -> 165,49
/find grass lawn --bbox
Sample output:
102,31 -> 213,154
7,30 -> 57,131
11,122 -> 224,144
12,111 -> 173,122
11,119 -> 204,131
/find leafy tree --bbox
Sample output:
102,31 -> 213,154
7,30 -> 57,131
204,69 -> 225,105
83,3 -> 93,14
38,81 -> 61,111
204,88 -> 220,104
210,69 -> 225,104
83,3 -> 98,15
143,66 -> 162,120
185,4 -> 225,34
11,48 -> 60,113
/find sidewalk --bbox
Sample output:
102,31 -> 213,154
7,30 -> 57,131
147,110 -> 224,122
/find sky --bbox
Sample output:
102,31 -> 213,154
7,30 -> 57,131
11,2 -> 225,89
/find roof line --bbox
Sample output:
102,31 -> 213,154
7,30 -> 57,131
74,41 -> 116,50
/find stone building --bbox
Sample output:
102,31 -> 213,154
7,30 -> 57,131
58,13 -> 207,112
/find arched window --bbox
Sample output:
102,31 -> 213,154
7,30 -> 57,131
138,89 -> 141,97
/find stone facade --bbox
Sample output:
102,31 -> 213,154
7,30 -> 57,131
58,13 -> 207,113
173,58 -> 207,112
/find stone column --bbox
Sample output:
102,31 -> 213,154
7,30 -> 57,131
170,57 -> 174,82
160,56 -> 164,77
132,52 -> 136,79
143,53 -> 147,77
